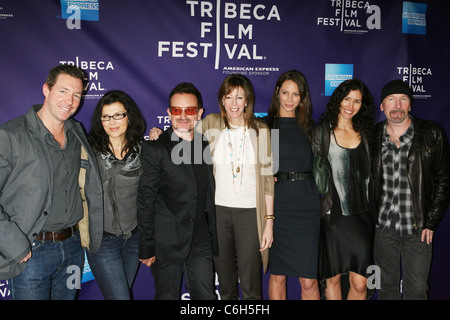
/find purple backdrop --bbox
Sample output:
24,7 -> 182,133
0,0 -> 449,300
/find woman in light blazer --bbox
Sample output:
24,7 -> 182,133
198,74 -> 274,299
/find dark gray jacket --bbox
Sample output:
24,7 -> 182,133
0,105 -> 103,279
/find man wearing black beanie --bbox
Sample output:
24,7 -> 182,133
379,79 -> 414,106
370,79 -> 450,299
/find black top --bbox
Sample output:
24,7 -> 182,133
189,138 -> 210,241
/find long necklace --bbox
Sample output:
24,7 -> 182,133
226,126 -> 246,193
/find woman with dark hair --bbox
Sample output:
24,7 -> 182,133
312,79 -> 375,300
200,74 -> 274,300
86,90 -> 146,300
266,70 -> 321,300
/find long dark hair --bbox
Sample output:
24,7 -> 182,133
89,90 -> 146,158
319,79 -> 375,138
267,70 -> 314,140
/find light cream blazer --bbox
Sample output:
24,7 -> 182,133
197,113 -> 274,272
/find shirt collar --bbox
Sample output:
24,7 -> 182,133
32,105 -> 74,147
382,120 -> 414,146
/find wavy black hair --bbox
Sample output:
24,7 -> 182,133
89,90 -> 146,158
318,79 -> 375,138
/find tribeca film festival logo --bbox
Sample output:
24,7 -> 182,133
58,56 -> 115,100
59,1 -> 111,100
158,0 -> 281,75
402,1 -> 427,35
317,0 -> 381,34
397,64 -> 432,100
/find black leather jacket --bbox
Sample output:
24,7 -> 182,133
370,115 -> 450,234
312,121 -> 371,219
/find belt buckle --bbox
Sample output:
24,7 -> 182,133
288,172 -> 295,181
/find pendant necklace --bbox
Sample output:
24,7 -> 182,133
226,126 -> 246,193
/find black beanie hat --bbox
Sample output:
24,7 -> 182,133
380,80 -> 413,104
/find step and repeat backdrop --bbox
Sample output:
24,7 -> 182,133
0,0 -> 449,300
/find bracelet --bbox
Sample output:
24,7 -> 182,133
265,215 -> 275,220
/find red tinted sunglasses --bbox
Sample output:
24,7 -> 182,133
170,106 -> 198,116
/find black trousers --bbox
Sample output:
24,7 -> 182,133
151,234 -> 216,300
213,205 -> 262,300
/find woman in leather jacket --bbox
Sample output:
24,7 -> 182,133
312,79 -> 375,300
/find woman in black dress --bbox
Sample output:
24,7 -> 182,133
312,79 -> 375,300
267,70 -> 321,300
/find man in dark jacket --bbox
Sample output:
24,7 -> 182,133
371,79 -> 450,299
137,82 -> 218,300
0,65 -> 103,299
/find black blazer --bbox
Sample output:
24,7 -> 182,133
137,127 -> 218,262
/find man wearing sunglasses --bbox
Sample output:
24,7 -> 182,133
137,82 -> 218,300
169,105 -> 202,137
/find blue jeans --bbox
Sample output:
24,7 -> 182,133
374,226 -> 432,300
86,232 -> 139,300
9,231 -> 84,300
